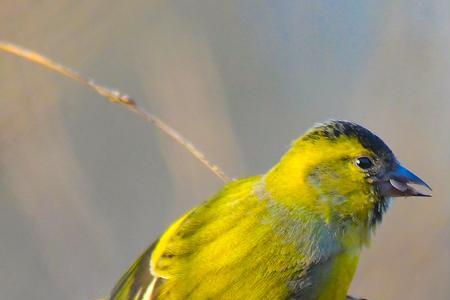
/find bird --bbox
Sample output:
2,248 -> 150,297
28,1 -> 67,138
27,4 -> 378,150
109,120 -> 431,300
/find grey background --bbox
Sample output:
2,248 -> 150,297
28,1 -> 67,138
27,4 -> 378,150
0,1 -> 449,299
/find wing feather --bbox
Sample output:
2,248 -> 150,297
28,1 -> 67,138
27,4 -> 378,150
110,240 -> 160,300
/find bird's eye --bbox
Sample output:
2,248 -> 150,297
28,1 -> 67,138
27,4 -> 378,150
355,156 -> 374,170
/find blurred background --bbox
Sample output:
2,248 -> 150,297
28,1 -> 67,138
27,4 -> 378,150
0,1 -> 449,299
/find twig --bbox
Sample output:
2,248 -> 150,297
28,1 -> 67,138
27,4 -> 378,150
0,41 -> 230,182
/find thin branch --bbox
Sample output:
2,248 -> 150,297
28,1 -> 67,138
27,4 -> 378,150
0,41 -> 230,182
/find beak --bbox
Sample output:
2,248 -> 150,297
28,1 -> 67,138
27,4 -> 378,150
378,163 -> 432,197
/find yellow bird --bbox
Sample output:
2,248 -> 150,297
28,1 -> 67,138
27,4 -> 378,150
109,120 -> 431,300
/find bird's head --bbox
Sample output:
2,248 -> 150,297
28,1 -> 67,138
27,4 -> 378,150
264,120 -> 431,226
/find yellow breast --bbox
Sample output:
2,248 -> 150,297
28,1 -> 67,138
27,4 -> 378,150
316,224 -> 364,300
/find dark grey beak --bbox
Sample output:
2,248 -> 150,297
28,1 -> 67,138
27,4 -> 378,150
378,163 -> 432,197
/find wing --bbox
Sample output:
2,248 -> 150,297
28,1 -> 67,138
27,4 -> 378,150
109,208 -> 195,300
110,240 -> 160,300
109,177 -> 260,300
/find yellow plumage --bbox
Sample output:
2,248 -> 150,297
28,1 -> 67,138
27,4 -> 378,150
110,120 -> 431,300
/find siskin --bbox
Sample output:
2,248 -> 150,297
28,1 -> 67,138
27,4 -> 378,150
109,120 -> 431,300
